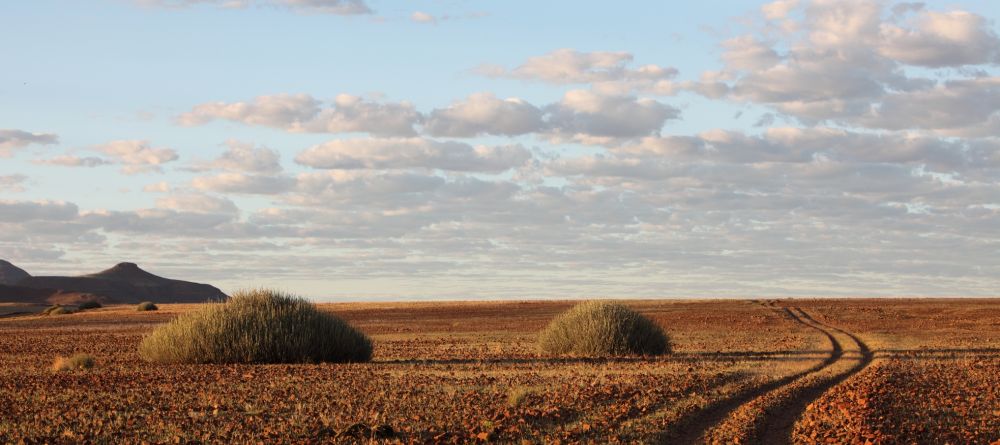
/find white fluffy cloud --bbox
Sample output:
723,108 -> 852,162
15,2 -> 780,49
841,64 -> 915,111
479,48 -> 677,84
545,90 -> 680,140
155,193 -> 239,214
178,94 -> 420,137
295,138 -> 532,172
138,0 -> 371,15
478,48 -> 679,95
0,129 -> 58,157
93,140 -> 179,174
190,140 -> 283,173
700,0 -> 1000,130
425,93 -> 545,137
878,10 -> 1000,67
604,127 -> 990,171
853,76 -> 1000,135
193,172 -> 296,194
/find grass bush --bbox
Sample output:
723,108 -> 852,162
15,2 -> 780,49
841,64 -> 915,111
136,302 -> 158,311
51,353 -> 95,371
138,289 -> 373,364
43,305 -> 75,316
77,301 -> 102,310
538,301 -> 670,356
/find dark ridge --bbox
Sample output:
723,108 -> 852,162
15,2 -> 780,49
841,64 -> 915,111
0,259 -> 30,286
10,262 -> 227,304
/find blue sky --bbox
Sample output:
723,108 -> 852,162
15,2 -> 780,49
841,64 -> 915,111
2,0 -> 999,299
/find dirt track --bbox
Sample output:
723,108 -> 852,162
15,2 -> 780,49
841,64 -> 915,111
662,302 -> 874,444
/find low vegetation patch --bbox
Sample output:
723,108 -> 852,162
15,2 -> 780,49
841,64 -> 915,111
43,305 -> 75,316
139,289 -> 373,364
508,386 -> 539,408
77,301 -> 102,310
51,353 -> 96,372
136,302 -> 158,311
538,301 -> 670,356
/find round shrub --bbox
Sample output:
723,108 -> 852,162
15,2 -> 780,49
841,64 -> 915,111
138,289 -> 373,364
136,302 -> 158,311
78,301 -> 102,310
538,301 -> 670,356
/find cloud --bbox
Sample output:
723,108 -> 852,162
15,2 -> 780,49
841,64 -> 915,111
479,48 -> 677,84
0,174 -> 28,192
32,156 -> 112,168
295,138 -> 532,172
93,140 -> 179,174
0,200 -> 79,222
544,90 -> 680,140
878,10 -> 1000,67
477,48 -> 679,95
177,93 -> 320,127
156,193 -> 239,214
0,129 -> 58,157
137,0 -> 371,15
853,76 -> 1000,135
697,0 -> 1000,129
193,172 -> 296,194
603,127 -> 988,171
178,94 -> 420,137
144,182 -> 171,193
761,0 -> 798,20
190,140 -> 283,173
411,11 -> 436,24
424,92 -> 545,137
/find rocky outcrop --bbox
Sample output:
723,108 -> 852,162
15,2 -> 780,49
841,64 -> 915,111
9,261 -> 227,304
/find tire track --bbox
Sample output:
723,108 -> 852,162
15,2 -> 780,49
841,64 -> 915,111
756,307 -> 874,444
658,303 -> 872,444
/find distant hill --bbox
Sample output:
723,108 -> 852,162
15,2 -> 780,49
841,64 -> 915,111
0,260 -> 30,286
6,261 -> 227,304
0,284 -> 104,305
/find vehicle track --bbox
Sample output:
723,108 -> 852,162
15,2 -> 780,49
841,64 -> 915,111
756,306 -> 874,444
659,302 -> 873,444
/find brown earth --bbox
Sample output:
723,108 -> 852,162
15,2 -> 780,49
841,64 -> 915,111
0,298 -> 996,444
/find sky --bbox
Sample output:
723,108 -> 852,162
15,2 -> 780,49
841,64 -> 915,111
1,0 -> 999,300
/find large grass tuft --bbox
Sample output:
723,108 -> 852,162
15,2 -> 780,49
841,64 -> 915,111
139,289 -> 373,364
538,301 -> 670,356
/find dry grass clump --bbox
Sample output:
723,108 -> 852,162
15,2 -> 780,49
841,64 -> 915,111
77,301 -> 102,310
43,305 -> 75,316
136,302 -> 158,311
538,301 -> 670,356
507,386 -> 539,408
139,289 -> 373,364
51,353 -> 96,372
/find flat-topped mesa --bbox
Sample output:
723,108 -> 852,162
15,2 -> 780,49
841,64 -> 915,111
87,262 -> 169,285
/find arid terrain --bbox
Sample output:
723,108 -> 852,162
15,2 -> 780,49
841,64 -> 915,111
0,299 -> 997,444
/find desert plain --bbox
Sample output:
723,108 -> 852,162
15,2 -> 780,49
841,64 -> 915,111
0,298 -> 996,444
